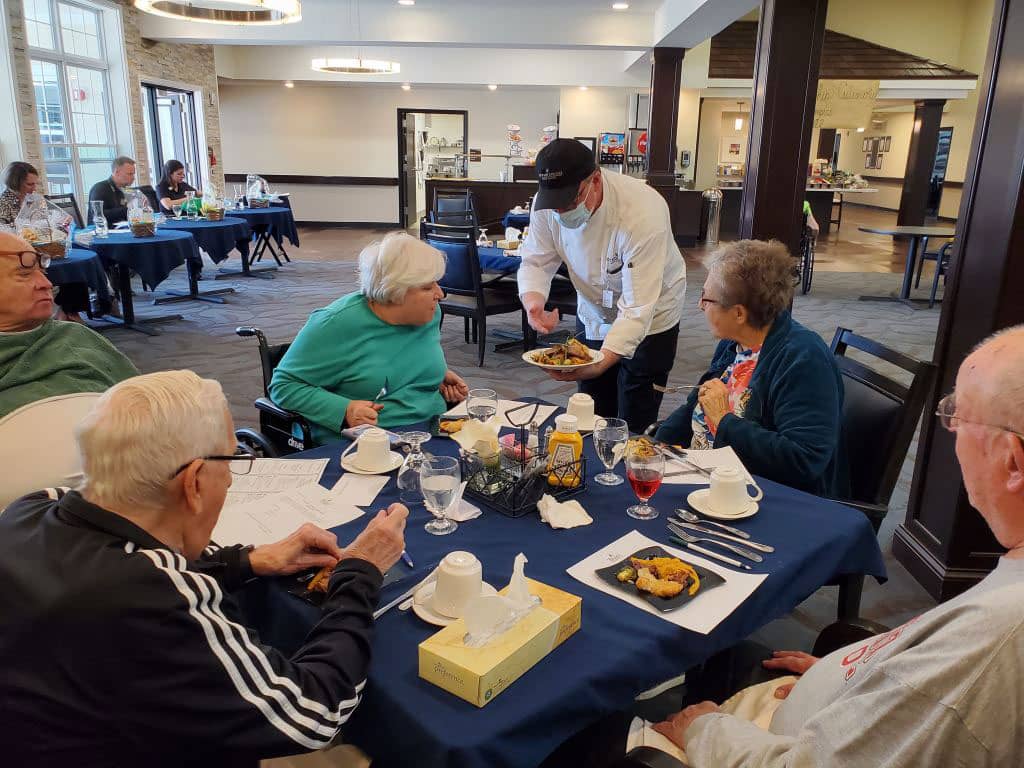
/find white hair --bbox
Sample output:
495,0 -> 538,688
358,232 -> 446,304
76,370 -> 230,509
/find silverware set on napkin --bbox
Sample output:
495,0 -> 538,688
666,510 -> 774,571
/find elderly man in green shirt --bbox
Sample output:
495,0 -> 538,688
270,232 -> 468,444
0,232 -> 137,420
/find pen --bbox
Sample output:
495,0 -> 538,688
401,550 -> 415,569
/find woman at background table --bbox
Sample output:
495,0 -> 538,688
270,232 -> 468,443
156,159 -> 199,216
655,239 -> 848,497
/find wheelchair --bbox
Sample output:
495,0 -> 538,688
797,216 -> 816,295
233,326 -> 314,457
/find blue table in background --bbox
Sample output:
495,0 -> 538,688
73,227 -> 198,335
229,205 -> 300,276
156,216 -> 252,304
478,244 -> 521,274
501,211 -> 531,229
242,424 -> 886,768
47,248 -> 111,308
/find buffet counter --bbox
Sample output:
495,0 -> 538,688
716,187 -> 878,236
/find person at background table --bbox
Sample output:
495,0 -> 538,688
270,232 -> 468,442
517,138 -> 686,435
0,231 -> 136,419
87,155 -> 135,224
156,159 -> 199,216
655,240 -> 847,497
0,370 -> 408,766
0,161 -> 90,323
653,325 -> 1024,767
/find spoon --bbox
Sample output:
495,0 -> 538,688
675,508 -> 752,540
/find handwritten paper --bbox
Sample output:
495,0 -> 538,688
213,484 -> 364,547
223,458 -> 328,510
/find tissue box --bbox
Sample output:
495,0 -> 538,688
418,578 -> 582,707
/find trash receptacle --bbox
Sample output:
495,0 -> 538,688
703,187 -> 723,246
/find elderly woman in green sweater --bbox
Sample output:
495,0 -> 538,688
0,232 -> 137,419
270,232 -> 469,443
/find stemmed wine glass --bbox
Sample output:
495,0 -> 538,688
625,442 -> 665,520
467,388 -> 498,424
420,455 -> 461,536
593,417 -> 628,486
396,431 -> 431,505
171,202 -> 183,220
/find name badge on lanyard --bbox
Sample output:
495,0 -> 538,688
602,289 -> 615,309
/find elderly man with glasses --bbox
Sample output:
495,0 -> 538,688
643,325 -> 1024,768
0,369 -> 409,767
0,231 -> 137,419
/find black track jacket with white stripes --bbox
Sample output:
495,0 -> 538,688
0,489 -> 383,767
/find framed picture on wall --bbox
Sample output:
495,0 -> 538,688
574,136 -> 596,156
875,154 -> 883,170
882,136 -> 892,152
862,138 -> 870,152
720,135 -> 747,163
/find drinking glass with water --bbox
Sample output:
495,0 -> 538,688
420,455 -> 461,536
593,417 -> 628,486
467,388 -> 498,423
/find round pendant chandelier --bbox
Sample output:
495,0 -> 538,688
311,58 -> 401,75
133,0 -> 302,25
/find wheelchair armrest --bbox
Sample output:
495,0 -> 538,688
812,618 -> 891,657
613,746 -> 686,768
255,397 -> 307,425
644,421 -> 663,437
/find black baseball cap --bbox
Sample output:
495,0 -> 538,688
533,138 -> 597,211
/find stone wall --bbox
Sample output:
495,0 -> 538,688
4,0 -> 223,191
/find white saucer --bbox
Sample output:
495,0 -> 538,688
686,488 -> 758,521
340,450 -> 403,475
412,581 -> 498,627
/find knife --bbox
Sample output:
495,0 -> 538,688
672,520 -> 775,552
653,384 -> 699,394
668,535 -> 751,571
674,509 -> 751,539
373,569 -> 437,619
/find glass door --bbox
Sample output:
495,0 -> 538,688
142,83 -> 202,189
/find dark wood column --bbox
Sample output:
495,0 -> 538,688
816,128 -> 837,162
893,0 -> 1024,601
739,0 -> 828,257
645,47 -> 685,188
896,99 -> 946,227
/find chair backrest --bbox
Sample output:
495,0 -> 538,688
44,193 -> 84,228
136,185 -> 161,213
830,328 -> 936,506
421,221 -> 482,297
0,392 -> 102,511
433,188 -> 473,214
236,326 -> 290,397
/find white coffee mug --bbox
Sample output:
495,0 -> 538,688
566,393 -> 596,429
432,551 -> 483,618
354,428 -> 391,472
708,467 -> 763,514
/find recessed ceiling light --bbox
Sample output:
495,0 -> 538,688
612,2 -> 629,9
488,84 -> 498,91
856,126 -> 865,132
398,0 -> 415,5
284,80 -> 294,88
578,85 -> 588,91
401,83 -> 411,91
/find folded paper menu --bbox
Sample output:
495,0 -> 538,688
213,484 -> 364,547
566,530 -> 766,634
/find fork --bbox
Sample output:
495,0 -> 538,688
667,522 -> 763,562
373,377 -> 390,403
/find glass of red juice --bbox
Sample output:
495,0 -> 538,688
625,443 -> 665,520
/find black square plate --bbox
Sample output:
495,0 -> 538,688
429,414 -> 470,439
286,559 -> 416,607
594,546 -> 726,612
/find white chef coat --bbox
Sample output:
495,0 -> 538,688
516,169 -> 686,359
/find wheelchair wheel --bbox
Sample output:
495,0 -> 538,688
801,231 -> 815,295
235,428 -> 279,458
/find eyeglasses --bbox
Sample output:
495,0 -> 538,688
935,391 -> 1024,439
171,451 -> 257,479
698,289 -> 721,311
8,250 -> 51,270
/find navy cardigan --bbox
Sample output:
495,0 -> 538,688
656,312 -> 849,497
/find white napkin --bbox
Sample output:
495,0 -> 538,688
537,494 -> 593,529
445,481 -> 482,522
450,418 -> 500,455
504,226 -> 522,243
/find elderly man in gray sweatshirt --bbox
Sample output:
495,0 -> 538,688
655,325 -> 1024,767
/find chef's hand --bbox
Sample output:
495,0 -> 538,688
697,379 -> 730,430
250,524 -> 344,576
652,702 -> 722,750
346,400 -> 384,427
522,292 -> 561,334
547,349 -> 620,381
440,370 -> 469,404
763,650 -> 818,699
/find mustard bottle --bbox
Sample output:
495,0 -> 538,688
546,414 -> 583,487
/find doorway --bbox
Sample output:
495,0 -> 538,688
397,109 -> 469,229
142,84 -> 203,189
925,127 -> 954,220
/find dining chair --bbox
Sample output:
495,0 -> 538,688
431,188 -> 477,228
44,193 -> 84,228
914,235 -> 954,289
421,221 -> 523,366
929,241 -> 954,308
136,184 -> 161,214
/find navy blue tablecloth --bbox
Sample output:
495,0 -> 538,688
241,424 -> 886,768
233,205 -> 300,249
478,244 -> 521,273
74,228 -> 197,290
502,212 -> 531,229
158,216 -> 250,264
46,248 -> 111,304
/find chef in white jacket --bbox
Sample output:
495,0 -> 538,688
517,139 -> 686,434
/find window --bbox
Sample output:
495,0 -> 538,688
25,0 -> 117,202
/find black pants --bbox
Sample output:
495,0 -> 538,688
54,283 -> 90,314
577,319 -> 680,435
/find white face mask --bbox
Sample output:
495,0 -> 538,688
554,178 -> 593,230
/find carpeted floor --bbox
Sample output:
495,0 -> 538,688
104,244 -> 941,642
